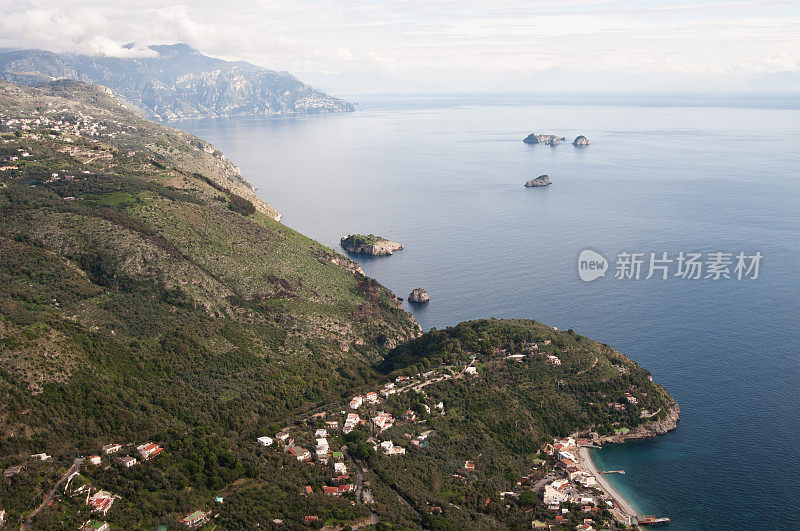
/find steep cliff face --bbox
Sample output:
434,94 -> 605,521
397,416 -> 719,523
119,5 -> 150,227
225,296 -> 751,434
601,401 -> 681,443
0,44 -> 354,121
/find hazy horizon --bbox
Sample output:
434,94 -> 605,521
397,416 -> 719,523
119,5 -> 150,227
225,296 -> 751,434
1,0 -> 798,95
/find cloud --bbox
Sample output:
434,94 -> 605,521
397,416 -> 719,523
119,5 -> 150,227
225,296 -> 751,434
0,0 -> 798,91
0,2 -> 155,57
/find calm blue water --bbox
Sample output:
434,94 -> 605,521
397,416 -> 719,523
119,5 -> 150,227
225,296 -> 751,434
177,95 -> 800,530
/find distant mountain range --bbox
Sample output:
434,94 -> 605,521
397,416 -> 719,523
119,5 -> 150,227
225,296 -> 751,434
0,44 -> 354,121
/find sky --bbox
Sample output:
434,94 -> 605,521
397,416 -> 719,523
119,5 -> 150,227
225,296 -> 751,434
1,0 -> 798,94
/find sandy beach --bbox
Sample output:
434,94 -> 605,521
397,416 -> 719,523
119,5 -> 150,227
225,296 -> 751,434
577,446 -> 639,523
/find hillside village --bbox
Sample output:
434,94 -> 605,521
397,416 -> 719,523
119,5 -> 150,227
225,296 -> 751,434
0,327 -> 669,530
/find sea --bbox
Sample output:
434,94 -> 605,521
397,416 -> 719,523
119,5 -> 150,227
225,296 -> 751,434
176,92 -> 800,530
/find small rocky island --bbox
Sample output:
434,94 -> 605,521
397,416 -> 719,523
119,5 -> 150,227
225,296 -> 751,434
523,133 -> 566,146
408,288 -> 430,303
525,175 -> 552,187
573,135 -> 590,146
340,234 -> 403,256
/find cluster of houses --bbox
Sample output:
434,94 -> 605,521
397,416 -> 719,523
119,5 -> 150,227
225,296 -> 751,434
349,381 -> 399,410
264,429 -> 356,499
1,112 -> 130,140
88,441 -> 163,470
260,381 -> 443,488
495,340 -> 562,367
608,391 -> 639,413
541,437 -> 604,522
372,411 -> 394,432
3,452 -> 52,478
3,440 -> 169,530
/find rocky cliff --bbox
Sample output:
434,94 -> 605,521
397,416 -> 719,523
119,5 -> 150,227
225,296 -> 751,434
340,234 -> 403,256
525,175 -> 552,187
0,44 -> 353,121
601,400 -> 681,443
573,135 -> 591,146
407,288 -> 430,303
523,133 -> 566,146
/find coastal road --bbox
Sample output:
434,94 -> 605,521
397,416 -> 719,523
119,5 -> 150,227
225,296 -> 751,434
23,457 -> 84,530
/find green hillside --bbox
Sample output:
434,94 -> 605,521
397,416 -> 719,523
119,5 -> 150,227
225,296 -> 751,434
0,81 -> 675,530
0,80 -> 418,449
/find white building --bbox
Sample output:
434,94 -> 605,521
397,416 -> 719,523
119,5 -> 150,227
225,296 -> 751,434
349,396 -> 363,409
344,413 -> 360,434
257,436 -> 274,447
543,484 -> 568,505
379,440 -> 394,452
101,444 -> 121,455
118,456 -> 136,468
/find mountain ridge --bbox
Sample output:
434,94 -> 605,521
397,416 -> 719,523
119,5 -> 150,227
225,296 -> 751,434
0,44 -> 354,121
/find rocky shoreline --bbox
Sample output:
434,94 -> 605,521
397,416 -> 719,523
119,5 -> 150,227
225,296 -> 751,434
525,175 -> 552,187
340,234 -> 403,256
407,288 -> 430,303
572,135 -> 590,147
523,133 -> 565,146
600,399 -> 680,444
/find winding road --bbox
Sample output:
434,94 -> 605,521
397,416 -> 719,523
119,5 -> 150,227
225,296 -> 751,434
23,458 -> 84,530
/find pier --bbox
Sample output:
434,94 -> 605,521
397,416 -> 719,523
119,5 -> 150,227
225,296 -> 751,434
601,470 -> 625,474
637,515 -> 671,526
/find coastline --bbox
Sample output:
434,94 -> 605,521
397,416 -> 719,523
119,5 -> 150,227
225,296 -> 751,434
574,399 -> 680,526
576,446 -> 639,523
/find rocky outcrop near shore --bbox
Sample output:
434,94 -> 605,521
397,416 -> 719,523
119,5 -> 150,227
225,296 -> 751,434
314,250 -> 365,276
525,175 -> 552,187
523,133 -> 566,146
340,234 -> 403,256
573,135 -> 590,146
408,288 -> 430,303
600,400 -> 680,443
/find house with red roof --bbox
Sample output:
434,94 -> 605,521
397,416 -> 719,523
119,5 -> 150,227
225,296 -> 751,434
136,442 -> 163,460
